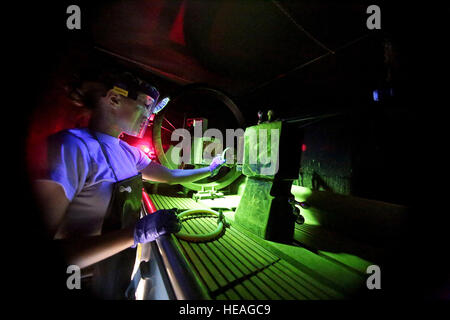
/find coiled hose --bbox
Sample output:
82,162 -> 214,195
175,208 -> 227,242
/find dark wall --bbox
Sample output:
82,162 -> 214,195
296,101 -> 417,207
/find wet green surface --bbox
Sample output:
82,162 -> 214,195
151,193 -> 372,300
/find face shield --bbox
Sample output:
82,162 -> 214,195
112,84 -> 159,138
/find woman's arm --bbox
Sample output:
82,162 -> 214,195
141,161 -> 211,184
55,227 -> 135,269
33,181 -> 135,269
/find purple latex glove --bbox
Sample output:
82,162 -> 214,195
209,155 -> 226,177
132,209 -> 181,247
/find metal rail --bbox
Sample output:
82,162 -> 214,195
143,191 -> 210,300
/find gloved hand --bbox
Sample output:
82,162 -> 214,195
209,155 -> 226,177
132,209 -> 181,247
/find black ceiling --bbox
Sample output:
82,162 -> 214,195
84,0 -> 383,98
17,0 -> 448,120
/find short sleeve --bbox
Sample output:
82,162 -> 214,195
124,144 -> 151,171
45,132 -> 91,201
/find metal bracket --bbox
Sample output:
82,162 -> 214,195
288,197 -> 308,225
192,186 -> 224,201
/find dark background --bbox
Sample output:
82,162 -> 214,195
4,0 -> 449,303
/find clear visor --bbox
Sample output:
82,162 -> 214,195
125,95 -> 157,138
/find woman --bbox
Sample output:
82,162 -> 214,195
33,70 -> 225,298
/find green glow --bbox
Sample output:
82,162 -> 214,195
290,185 -> 319,226
198,195 -> 241,210
237,180 -> 246,196
290,185 -> 312,201
153,193 -> 376,299
175,209 -> 225,242
319,251 -> 373,274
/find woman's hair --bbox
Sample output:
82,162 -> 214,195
65,68 -> 158,110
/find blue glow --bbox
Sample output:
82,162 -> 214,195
153,97 -> 170,114
373,90 -> 379,101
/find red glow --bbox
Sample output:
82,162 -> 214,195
169,0 -> 186,46
137,141 -> 156,160
142,189 -> 157,214
139,143 -> 151,153
26,84 -> 92,181
302,144 -> 307,152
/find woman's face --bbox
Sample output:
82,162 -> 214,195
115,92 -> 155,137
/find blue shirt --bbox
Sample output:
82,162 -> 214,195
43,128 -> 151,238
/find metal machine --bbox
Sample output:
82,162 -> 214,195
132,88 -> 390,300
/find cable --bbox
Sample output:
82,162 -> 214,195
284,112 -> 342,124
175,209 -> 228,242
271,0 -> 334,54
243,33 -> 370,97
